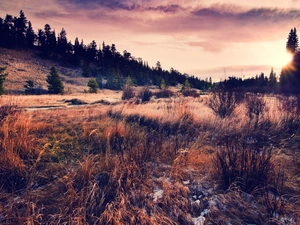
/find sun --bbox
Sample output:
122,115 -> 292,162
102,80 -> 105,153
273,51 -> 294,69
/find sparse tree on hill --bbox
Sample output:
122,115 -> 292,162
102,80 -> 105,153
0,67 -> 8,95
87,78 -> 98,93
46,66 -> 64,94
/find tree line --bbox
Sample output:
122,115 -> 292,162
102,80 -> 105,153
0,10 -> 212,91
1,10 -> 300,96
216,27 -> 300,95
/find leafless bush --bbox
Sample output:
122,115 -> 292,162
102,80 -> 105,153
137,86 -> 152,102
245,94 -> 267,129
213,144 -> 274,193
156,89 -> 174,98
121,84 -> 135,100
182,89 -> 200,97
277,95 -> 300,115
207,89 -> 243,119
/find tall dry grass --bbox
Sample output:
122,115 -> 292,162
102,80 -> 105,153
0,93 -> 300,224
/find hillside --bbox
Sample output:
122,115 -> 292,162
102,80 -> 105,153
0,47 -> 91,94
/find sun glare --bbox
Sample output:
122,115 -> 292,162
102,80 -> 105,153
275,51 -> 293,69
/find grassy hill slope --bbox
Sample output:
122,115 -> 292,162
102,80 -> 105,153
0,47 -> 92,94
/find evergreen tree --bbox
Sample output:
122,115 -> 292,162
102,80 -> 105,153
57,28 -> 68,53
87,78 -> 98,93
15,10 -> 27,47
160,78 -> 167,90
0,17 -> 3,46
286,27 -> 299,54
111,43 -> 116,57
41,24 -> 56,54
82,61 -> 91,77
182,78 -> 191,90
74,38 -> 86,56
37,29 -> 45,47
26,21 -> 35,47
3,14 -> 15,48
86,40 -> 97,60
24,79 -> 34,95
268,67 -> 277,92
74,37 -> 80,53
0,67 -> 8,95
106,69 -> 123,90
46,66 -> 64,94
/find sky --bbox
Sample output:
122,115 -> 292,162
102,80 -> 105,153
1,0 -> 300,81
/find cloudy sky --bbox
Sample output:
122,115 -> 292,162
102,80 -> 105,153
1,0 -> 300,80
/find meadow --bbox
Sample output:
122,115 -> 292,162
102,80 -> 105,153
1,90 -> 300,225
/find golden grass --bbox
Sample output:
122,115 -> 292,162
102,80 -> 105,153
0,93 -> 300,224
0,90 -> 122,108
0,47 -> 91,94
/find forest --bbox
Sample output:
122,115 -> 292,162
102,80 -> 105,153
2,10 -> 300,95
0,10 -> 212,91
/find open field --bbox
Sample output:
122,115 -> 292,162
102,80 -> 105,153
0,90 -> 122,108
1,92 -> 300,224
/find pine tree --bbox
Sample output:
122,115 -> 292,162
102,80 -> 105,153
87,78 -> 98,93
160,78 -> 167,90
15,10 -> 27,47
286,27 -> 299,54
268,67 -> 277,92
37,29 -> 45,47
182,78 -> 191,90
86,40 -> 97,60
0,17 -> 3,46
57,28 -> 68,53
24,79 -> 34,95
0,67 -> 8,95
3,14 -> 15,48
26,21 -> 35,47
46,66 -> 64,94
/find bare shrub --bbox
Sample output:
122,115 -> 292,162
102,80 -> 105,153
64,98 -> 88,105
182,88 -> 200,97
121,84 -> 135,100
245,94 -> 267,119
277,95 -> 300,115
156,89 -> 174,98
137,86 -> 152,102
213,144 -> 274,193
245,94 -> 267,128
207,89 -> 243,119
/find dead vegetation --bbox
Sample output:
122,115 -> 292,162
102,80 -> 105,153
0,92 -> 300,224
